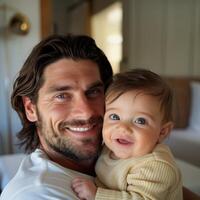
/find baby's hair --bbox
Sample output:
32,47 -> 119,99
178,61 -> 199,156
106,68 -> 173,123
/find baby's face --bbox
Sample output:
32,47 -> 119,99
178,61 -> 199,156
102,90 -> 166,159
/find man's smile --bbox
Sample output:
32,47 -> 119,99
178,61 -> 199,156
65,125 -> 94,132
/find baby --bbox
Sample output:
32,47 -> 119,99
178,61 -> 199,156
72,69 -> 183,200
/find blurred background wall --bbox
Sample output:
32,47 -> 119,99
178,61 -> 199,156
0,0 -> 200,154
0,0 -> 40,153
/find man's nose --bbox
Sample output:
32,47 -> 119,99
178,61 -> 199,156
72,95 -> 95,119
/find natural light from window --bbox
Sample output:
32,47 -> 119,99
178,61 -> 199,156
91,2 -> 122,73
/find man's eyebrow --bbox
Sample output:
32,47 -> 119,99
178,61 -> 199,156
88,81 -> 104,89
47,85 -> 72,93
47,81 -> 104,93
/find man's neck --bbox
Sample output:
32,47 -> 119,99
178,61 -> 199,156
39,140 -> 96,176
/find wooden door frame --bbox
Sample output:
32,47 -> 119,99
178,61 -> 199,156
40,0 -> 53,39
40,0 -> 94,38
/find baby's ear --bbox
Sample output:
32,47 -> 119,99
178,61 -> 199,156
22,96 -> 38,122
158,121 -> 174,143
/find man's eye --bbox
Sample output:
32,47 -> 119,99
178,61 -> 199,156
109,114 -> 120,120
135,117 -> 146,125
86,88 -> 103,98
55,93 -> 71,101
56,94 -> 66,99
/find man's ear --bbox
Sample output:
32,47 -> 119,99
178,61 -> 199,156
158,121 -> 174,143
22,96 -> 38,122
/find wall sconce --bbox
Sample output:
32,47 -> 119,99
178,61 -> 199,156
9,13 -> 30,35
0,4 -> 31,36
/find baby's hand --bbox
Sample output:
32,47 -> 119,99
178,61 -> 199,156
71,177 -> 97,200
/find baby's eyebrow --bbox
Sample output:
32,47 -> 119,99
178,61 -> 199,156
105,107 -> 116,113
137,112 -> 155,121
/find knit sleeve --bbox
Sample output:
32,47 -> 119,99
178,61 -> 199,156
95,160 -> 181,200
127,160 -> 181,199
95,187 -> 143,200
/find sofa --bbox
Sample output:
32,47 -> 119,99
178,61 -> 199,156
0,153 -> 25,191
164,78 -> 200,166
164,78 -> 200,195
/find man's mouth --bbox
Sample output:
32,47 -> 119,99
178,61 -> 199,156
66,125 -> 94,132
59,117 -> 103,134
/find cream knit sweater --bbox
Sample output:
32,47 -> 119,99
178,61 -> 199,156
95,144 -> 183,200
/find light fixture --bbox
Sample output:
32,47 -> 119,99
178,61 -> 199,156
0,4 -> 31,36
9,13 -> 30,35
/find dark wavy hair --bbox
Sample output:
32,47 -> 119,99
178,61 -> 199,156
106,68 -> 173,123
11,34 -> 113,153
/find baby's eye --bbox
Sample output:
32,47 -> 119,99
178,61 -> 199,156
109,114 -> 120,121
135,117 -> 146,125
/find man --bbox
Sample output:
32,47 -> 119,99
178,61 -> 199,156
0,34 -> 199,200
0,34 -> 113,200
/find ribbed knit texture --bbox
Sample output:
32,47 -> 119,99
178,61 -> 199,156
95,144 -> 183,200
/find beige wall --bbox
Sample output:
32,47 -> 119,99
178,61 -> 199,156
0,0 -> 41,153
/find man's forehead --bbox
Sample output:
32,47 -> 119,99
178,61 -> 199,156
46,80 -> 103,92
44,58 -> 100,74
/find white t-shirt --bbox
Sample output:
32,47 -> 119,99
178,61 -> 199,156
0,149 -> 93,200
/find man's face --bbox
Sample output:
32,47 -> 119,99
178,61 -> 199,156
26,58 -> 104,161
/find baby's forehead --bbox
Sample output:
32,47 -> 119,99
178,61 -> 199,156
106,89 -> 156,101
105,90 -> 164,118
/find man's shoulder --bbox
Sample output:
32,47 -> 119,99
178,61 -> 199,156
0,149 -> 88,200
0,181 -> 79,200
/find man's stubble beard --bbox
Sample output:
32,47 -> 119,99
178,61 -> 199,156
35,108 -> 102,162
